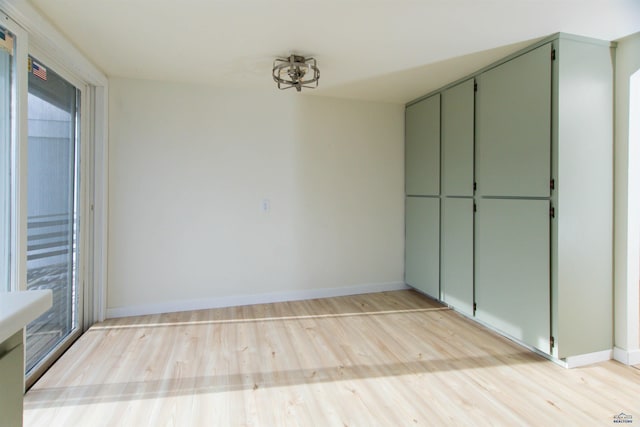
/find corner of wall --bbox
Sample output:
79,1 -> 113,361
613,31 -> 640,354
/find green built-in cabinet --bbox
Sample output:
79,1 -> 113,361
404,33 -> 613,362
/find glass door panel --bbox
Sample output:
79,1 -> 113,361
0,27 -> 14,292
25,56 -> 81,373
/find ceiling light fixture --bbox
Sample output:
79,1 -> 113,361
272,54 -> 320,92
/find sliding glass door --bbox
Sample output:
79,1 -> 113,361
0,10 -> 101,387
25,56 -> 82,376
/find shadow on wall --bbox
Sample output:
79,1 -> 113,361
288,95 -> 404,291
314,37 -> 542,104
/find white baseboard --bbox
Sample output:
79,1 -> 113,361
613,347 -> 640,365
564,349 -> 613,368
106,281 -> 409,319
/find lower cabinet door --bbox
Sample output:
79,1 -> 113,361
405,197 -> 440,299
0,338 -> 24,427
441,198 -> 474,316
475,198 -> 550,354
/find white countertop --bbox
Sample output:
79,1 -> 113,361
0,290 -> 53,344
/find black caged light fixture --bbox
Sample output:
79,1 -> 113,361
272,54 -> 320,92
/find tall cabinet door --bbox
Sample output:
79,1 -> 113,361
475,199 -> 550,354
405,94 -> 440,196
441,79 -> 474,197
405,197 -> 439,298
476,43 -> 552,198
441,198 -> 474,316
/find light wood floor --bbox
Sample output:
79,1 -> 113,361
24,290 -> 640,426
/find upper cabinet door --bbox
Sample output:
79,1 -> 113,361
476,43 -> 552,197
405,94 -> 440,196
441,79 -> 474,196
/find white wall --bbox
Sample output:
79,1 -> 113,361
107,78 -> 405,316
614,31 -> 640,364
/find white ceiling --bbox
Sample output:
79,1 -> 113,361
27,0 -> 640,104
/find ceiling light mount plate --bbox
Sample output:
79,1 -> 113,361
273,54 -> 320,92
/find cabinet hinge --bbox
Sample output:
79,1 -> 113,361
550,206 -> 555,218
551,49 -> 556,61
473,182 -> 477,192
550,336 -> 555,349
550,179 -> 555,191
473,203 -> 477,213
474,82 -> 478,92
473,302 -> 477,313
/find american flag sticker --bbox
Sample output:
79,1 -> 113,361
32,61 -> 47,81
